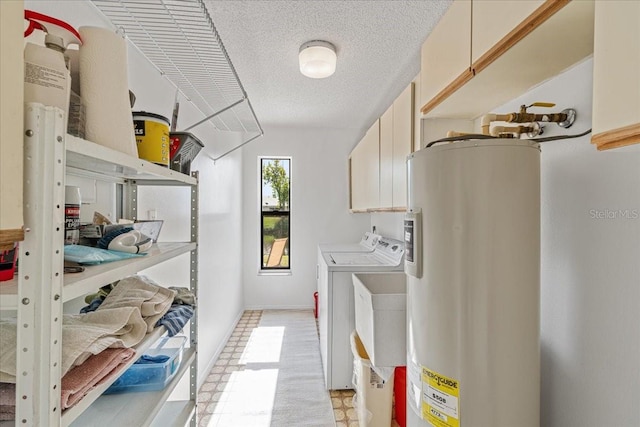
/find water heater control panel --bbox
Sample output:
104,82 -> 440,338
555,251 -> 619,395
404,208 -> 422,278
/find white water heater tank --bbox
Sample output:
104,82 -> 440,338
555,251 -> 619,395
405,138 -> 540,427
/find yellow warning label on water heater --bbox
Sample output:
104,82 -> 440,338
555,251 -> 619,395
422,367 -> 460,427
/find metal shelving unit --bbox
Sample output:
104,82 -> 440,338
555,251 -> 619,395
4,103 -> 199,426
90,0 -> 264,161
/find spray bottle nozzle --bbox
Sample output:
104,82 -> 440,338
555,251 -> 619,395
24,10 -> 82,49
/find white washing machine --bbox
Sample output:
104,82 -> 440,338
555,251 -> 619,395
317,237 -> 404,390
318,231 -> 381,253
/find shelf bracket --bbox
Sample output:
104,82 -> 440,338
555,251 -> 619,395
182,97 -> 246,132
211,131 -> 264,163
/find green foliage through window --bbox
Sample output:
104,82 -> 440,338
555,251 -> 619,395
261,158 -> 291,270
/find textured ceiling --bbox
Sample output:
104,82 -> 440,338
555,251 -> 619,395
203,0 -> 452,131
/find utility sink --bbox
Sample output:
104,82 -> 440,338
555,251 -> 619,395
352,272 -> 407,367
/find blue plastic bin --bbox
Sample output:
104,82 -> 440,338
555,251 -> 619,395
104,335 -> 186,394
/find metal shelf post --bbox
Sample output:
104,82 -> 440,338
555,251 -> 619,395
17,104 -> 66,426
189,171 -> 199,426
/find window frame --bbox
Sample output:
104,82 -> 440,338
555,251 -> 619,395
259,156 -> 292,273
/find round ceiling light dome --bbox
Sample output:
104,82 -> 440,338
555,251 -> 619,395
299,40 -> 337,79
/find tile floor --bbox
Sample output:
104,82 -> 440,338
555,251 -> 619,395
197,310 -> 399,427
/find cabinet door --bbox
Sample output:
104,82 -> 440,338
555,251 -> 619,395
591,0 -> 640,150
471,0 -> 544,64
379,105 -> 394,208
420,0 -> 471,109
413,73 -> 422,152
350,120 -> 380,210
392,83 -> 414,208
331,271 -> 357,389
0,0 -> 24,246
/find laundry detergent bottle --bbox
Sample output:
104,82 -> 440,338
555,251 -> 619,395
23,10 -> 82,125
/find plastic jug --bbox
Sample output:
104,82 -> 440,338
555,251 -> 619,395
24,10 -> 82,124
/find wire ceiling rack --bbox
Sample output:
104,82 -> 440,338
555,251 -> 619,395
91,0 -> 263,160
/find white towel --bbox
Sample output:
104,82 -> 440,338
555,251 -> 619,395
1,308 -> 146,381
98,275 -> 176,332
62,306 -> 146,375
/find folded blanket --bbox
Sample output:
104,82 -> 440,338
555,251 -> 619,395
62,306 -> 146,375
98,275 -> 176,332
84,283 -> 116,304
136,354 -> 170,364
0,320 -> 17,383
61,347 -> 136,409
156,304 -> 195,337
80,296 -> 105,313
168,286 -> 197,307
0,382 -> 15,421
1,308 -> 145,382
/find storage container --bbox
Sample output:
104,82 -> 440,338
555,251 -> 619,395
169,132 -> 204,175
0,243 -> 18,282
133,112 -> 171,166
352,272 -> 406,367
104,335 -> 186,394
351,331 -> 394,427
394,366 -> 407,427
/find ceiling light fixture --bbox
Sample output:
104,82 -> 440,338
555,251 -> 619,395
299,40 -> 337,79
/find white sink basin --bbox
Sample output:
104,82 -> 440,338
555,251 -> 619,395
352,272 -> 407,367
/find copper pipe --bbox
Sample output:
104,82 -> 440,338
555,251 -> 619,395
446,130 -> 474,138
490,125 -> 537,138
510,111 -> 569,124
481,109 -> 568,136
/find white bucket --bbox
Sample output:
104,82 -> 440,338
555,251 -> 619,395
133,112 -> 170,166
351,331 -> 394,426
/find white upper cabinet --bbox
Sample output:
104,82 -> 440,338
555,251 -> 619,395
379,105 -> 394,208
350,120 -> 380,211
591,0 -> 640,150
392,83 -> 414,209
471,0 -> 544,64
0,0 -> 24,247
413,73 -> 422,152
421,0 -> 594,119
350,83 -> 414,212
420,0 -> 472,110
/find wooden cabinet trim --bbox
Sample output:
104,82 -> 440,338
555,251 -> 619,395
420,68 -> 474,115
592,123 -> 640,151
368,207 -> 407,213
0,228 -> 24,250
348,157 -> 353,210
420,0 -> 570,116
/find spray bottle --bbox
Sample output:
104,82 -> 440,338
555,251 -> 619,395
23,10 -> 82,126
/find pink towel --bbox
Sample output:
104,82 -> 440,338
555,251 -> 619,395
61,347 -> 136,410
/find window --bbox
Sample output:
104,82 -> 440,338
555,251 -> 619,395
260,158 -> 291,270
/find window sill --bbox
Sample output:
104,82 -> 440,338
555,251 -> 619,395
258,270 -> 292,276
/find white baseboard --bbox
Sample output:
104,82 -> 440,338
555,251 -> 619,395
243,304 -> 313,311
198,309 -> 244,390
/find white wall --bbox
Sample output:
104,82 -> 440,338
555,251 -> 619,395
241,126 -> 371,309
25,0 -> 247,386
370,212 -> 404,240
490,58 -> 639,427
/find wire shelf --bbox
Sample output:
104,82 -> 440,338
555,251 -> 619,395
91,0 -> 263,140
